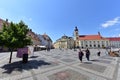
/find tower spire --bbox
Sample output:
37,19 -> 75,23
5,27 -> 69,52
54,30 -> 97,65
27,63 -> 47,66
74,26 -> 78,31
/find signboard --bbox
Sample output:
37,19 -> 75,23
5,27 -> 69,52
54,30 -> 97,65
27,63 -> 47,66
28,46 -> 34,55
17,47 -> 28,58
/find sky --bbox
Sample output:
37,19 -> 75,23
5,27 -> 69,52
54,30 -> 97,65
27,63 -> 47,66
0,0 -> 120,42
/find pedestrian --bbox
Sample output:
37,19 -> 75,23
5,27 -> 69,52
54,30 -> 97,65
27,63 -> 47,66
97,51 -> 101,56
78,49 -> 84,62
85,48 -> 90,61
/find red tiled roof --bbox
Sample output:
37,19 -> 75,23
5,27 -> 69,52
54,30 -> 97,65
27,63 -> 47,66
107,37 -> 120,41
28,31 -> 40,41
79,35 -> 107,40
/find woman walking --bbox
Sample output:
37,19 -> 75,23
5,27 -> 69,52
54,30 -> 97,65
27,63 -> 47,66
78,49 -> 84,62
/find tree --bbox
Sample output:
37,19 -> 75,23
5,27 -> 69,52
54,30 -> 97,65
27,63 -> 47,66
0,21 -> 32,63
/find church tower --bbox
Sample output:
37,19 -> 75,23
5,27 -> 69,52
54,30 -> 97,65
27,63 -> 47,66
74,26 -> 79,48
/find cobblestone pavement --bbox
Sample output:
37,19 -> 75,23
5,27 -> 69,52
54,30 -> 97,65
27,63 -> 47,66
0,49 -> 120,80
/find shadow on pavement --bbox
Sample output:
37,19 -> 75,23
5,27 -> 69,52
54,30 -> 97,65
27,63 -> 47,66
90,59 -> 99,62
83,62 -> 92,64
1,60 -> 51,74
29,56 -> 39,58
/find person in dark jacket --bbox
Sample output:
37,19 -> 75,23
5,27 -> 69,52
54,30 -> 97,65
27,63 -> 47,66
85,48 -> 90,61
97,51 -> 101,56
78,49 -> 84,62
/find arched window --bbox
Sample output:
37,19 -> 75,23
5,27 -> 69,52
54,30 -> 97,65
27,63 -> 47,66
98,45 -> 100,48
90,45 -> 92,47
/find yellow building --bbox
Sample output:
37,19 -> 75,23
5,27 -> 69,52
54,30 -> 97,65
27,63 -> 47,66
54,35 -> 74,49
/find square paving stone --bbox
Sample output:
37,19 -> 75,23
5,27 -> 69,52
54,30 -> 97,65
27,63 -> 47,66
64,55 -> 71,57
98,59 -> 111,64
80,63 -> 106,73
91,59 -> 111,64
100,56 -> 114,60
40,61 -> 60,69
48,69 -> 92,80
52,56 -> 61,59
61,58 -> 75,62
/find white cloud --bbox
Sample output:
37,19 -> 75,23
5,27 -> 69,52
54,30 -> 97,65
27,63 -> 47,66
101,17 -> 120,28
112,34 -> 120,37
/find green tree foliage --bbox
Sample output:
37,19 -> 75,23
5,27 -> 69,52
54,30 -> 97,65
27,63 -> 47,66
0,21 -> 32,63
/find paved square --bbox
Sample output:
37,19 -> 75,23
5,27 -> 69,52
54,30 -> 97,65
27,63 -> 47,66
48,69 -> 91,80
0,49 -> 119,80
79,63 -> 106,73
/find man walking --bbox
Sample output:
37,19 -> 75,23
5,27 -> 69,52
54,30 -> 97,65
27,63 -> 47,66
85,48 -> 90,61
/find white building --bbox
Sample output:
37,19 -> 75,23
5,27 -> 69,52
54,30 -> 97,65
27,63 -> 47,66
107,37 -> 120,48
74,27 -> 110,48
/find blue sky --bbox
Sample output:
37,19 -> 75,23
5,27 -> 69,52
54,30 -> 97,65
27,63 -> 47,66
0,0 -> 120,42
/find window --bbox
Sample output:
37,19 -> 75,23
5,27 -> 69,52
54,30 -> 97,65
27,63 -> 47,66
98,45 -> 100,47
102,45 -> 104,48
102,41 -> 104,44
89,41 -> 91,43
81,41 -> 83,44
90,45 -> 92,47
97,41 -> 99,43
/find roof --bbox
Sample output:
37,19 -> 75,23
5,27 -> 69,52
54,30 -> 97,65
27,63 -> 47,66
28,31 -> 40,41
0,19 -> 4,30
42,33 -> 52,42
79,35 -> 107,40
107,37 -> 120,41
0,18 -> 9,30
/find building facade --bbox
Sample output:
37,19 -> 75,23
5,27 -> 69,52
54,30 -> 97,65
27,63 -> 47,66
79,36 -> 110,48
54,35 -> 74,49
27,29 -> 41,46
74,27 -> 110,48
37,33 -> 53,49
107,37 -> 120,48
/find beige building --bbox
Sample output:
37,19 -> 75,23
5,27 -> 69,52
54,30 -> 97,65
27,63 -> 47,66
54,35 -> 74,49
